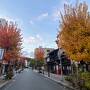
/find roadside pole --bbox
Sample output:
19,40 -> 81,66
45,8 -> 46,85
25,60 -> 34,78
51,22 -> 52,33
0,48 -> 4,76
47,57 -> 50,77
58,48 -> 64,81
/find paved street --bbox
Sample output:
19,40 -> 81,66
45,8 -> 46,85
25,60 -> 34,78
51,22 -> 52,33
1,69 -> 70,90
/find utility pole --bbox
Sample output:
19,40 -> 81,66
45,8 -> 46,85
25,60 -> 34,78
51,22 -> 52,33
58,48 -> 64,81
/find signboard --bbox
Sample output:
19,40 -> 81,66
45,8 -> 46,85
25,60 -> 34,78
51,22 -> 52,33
0,48 -> 4,60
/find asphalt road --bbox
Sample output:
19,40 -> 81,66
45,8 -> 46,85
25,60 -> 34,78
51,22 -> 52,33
1,69 -> 69,90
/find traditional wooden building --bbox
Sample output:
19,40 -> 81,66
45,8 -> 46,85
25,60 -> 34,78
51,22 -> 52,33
46,49 -> 71,75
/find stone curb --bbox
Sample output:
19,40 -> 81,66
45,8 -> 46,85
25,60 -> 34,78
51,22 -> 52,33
0,80 -> 11,89
41,73 -> 75,90
33,70 -> 75,90
0,69 -> 25,89
0,72 -> 18,89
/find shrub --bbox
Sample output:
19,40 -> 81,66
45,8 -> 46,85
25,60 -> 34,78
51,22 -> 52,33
79,72 -> 90,89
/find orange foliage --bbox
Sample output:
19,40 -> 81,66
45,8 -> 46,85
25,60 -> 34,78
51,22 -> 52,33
0,21 -> 22,62
35,47 -> 44,61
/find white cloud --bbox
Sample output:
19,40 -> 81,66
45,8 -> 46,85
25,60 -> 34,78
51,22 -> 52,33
22,51 -> 30,57
51,0 -> 71,21
23,34 -> 44,57
21,50 -> 34,58
52,9 -> 60,21
24,34 -> 43,45
23,34 -> 58,58
29,20 -> 34,25
0,8 -> 24,30
30,51 -> 34,58
29,12 -> 49,25
37,12 -> 48,21
29,35 -> 42,44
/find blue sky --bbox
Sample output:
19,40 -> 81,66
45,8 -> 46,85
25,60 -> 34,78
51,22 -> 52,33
0,0 -> 89,57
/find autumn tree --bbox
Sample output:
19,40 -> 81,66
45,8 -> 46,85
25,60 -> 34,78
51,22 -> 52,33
34,47 -> 44,67
0,21 -> 22,63
57,2 -> 90,62
35,47 -> 44,61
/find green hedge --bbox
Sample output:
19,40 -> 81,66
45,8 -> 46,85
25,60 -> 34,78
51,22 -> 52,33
65,72 -> 90,89
80,72 -> 90,89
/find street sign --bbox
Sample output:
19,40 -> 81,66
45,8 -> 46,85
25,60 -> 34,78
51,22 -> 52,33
0,48 -> 4,60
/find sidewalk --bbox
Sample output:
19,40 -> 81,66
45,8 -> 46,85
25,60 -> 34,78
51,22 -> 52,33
0,75 -> 10,89
33,70 -> 75,90
0,69 -> 23,89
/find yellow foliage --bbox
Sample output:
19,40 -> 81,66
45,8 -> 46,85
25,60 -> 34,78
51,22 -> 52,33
58,2 -> 90,62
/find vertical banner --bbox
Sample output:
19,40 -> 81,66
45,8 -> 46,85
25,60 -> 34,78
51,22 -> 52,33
0,48 -> 4,60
